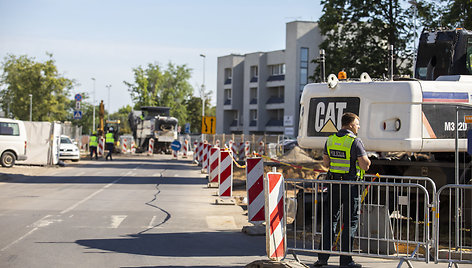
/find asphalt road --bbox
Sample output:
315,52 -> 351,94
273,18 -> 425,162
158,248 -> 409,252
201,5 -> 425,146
0,155 -> 266,267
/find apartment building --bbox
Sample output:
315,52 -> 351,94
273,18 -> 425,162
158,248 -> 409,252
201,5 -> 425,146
216,21 -> 322,137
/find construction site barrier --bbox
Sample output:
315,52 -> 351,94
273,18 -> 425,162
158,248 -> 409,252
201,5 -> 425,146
98,137 -> 105,157
246,157 -> 265,224
209,147 -> 220,184
265,172 -> 286,261
198,142 -> 204,166
280,175 -> 432,266
182,139 -> 188,158
219,150 -> 233,197
434,184 -> 472,267
121,138 -> 128,153
202,143 -> 209,173
148,138 -> 154,155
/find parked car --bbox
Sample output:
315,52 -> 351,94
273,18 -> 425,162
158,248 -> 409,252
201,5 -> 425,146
59,135 -> 80,162
0,118 -> 28,168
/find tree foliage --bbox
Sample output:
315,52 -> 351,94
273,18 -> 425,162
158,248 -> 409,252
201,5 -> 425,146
311,0 -> 471,81
0,53 -> 74,121
311,0 -> 414,81
124,62 -> 197,130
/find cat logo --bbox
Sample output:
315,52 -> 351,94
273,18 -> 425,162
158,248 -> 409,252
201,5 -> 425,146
307,97 -> 360,137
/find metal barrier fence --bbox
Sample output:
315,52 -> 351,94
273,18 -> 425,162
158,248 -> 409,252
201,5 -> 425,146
435,184 -> 472,267
284,176 -> 432,266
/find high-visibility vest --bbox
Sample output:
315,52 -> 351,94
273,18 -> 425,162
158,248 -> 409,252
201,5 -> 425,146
326,133 -> 361,178
89,135 -> 98,147
105,133 -> 114,143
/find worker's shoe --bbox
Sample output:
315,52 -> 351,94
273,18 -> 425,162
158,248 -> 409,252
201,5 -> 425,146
340,261 -> 362,268
313,260 -> 328,267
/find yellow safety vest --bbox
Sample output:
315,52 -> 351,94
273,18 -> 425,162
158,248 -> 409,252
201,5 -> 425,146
105,133 -> 114,143
326,133 -> 361,178
90,135 -> 98,147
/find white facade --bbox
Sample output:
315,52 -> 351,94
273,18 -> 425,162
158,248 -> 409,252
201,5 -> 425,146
216,21 -> 322,136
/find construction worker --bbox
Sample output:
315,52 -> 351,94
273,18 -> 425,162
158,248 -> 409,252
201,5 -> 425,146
314,112 -> 370,268
105,128 -> 115,161
89,131 -> 98,160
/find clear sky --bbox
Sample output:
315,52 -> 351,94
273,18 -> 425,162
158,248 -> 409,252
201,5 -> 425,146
0,0 -> 322,113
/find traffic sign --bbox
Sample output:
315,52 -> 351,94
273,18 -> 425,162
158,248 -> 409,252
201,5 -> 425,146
75,101 -> 81,110
201,116 -> 216,134
74,93 -> 82,102
73,110 -> 82,119
171,140 -> 181,151
184,123 -> 190,134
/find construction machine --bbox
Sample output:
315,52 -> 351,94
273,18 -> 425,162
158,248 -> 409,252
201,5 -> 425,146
297,28 -> 472,221
128,106 -> 178,153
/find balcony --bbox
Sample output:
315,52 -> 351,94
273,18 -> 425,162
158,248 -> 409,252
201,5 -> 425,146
266,119 -> 283,127
249,120 -> 257,127
267,75 -> 285,82
224,99 -> 231,105
224,78 -> 232,85
250,77 -> 258,83
266,96 -> 284,104
230,120 -> 238,127
250,98 -> 257,105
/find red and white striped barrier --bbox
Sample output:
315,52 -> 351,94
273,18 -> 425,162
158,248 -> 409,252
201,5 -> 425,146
172,149 -> 177,158
148,138 -> 154,155
219,150 -> 233,197
264,172 -> 286,261
131,141 -> 136,154
228,140 -> 233,152
209,147 -> 220,184
193,141 -> 199,162
244,141 -> 250,159
238,142 -> 244,160
198,142 -> 204,165
98,137 -> 105,157
183,139 -> 188,158
202,143 -> 209,173
231,141 -> 238,157
121,138 -> 128,153
258,141 -> 265,155
246,157 -> 265,224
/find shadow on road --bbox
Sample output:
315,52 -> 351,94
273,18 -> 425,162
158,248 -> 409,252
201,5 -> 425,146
0,175 -> 206,185
76,231 -> 265,257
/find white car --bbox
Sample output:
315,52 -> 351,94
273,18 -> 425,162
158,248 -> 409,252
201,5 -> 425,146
59,135 -> 80,162
0,118 -> 28,167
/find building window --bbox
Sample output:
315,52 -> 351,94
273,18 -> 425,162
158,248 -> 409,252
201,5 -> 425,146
224,68 -> 232,84
251,65 -> 258,78
250,87 -> 258,104
224,88 -> 232,105
250,109 -> 257,126
269,64 -> 285,75
300,47 -> 309,91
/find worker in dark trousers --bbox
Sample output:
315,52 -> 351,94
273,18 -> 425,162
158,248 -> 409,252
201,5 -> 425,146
89,131 -> 98,160
314,112 -> 371,268
105,128 -> 114,161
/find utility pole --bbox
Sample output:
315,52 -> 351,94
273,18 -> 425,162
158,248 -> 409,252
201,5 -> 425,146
91,77 -> 96,131
200,54 -> 206,142
106,84 -> 111,120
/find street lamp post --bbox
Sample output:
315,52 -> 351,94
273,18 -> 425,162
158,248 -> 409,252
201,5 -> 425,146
29,94 -> 32,121
106,84 -> 111,120
91,78 -> 96,132
200,54 -> 206,141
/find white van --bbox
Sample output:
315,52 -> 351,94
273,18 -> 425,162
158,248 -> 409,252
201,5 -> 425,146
0,118 -> 27,167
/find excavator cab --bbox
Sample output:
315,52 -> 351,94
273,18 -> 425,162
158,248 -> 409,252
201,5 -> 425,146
415,28 -> 472,80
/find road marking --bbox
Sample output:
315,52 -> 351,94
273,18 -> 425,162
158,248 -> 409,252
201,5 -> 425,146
109,215 -> 127,228
60,170 -> 134,214
148,215 -> 157,228
206,216 -> 237,230
0,214 -> 51,252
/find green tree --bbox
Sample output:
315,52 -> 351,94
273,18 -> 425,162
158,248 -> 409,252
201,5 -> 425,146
312,0 -> 415,81
124,62 -> 194,125
109,105 -> 133,134
413,0 -> 471,29
0,53 -> 74,121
